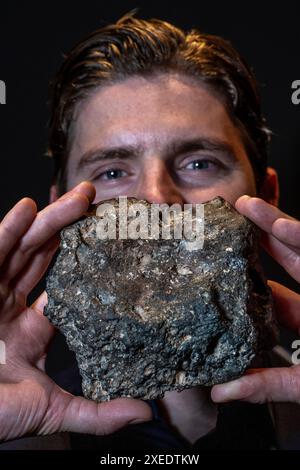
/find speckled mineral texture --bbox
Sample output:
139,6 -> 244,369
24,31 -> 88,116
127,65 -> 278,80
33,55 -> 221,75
44,196 -> 277,402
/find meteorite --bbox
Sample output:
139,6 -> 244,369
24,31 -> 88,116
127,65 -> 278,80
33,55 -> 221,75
44,196 -> 277,401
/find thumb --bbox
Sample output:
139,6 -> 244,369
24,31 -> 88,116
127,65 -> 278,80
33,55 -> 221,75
211,366 -> 300,404
60,394 -> 153,435
31,290 -> 48,313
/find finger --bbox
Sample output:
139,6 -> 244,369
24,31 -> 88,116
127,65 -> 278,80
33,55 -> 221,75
235,196 -> 295,234
12,234 -> 60,299
30,290 -> 55,343
261,232 -> 300,283
236,196 -> 300,254
18,291 -> 56,358
235,196 -> 300,281
268,280 -> 300,334
0,236 -> 60,321
0,181 -> 95,283
60,394 -> 153,435
211,366 -> 300,404
0,198 -> 37,267
272,218 -> 300,253
31,290 -> 49,313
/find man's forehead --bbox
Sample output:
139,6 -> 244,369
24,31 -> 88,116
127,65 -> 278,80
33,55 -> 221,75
75,72 -> 217,115
69,73 -> 237,154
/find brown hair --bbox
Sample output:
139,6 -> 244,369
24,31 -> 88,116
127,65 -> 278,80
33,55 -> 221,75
46,12 -> 271,194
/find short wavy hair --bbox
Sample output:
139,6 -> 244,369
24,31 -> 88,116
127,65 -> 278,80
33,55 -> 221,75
47,12 -> 271,194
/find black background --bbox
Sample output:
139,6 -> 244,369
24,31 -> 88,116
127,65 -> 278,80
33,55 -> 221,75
0,1 -> 299,370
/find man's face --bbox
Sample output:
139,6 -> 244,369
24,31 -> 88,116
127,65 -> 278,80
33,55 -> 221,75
66,73 -> 257,205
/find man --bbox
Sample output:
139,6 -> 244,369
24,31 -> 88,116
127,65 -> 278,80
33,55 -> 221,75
0,13 -> 300,450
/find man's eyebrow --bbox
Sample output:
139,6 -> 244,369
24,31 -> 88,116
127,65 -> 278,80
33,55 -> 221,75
167,137 -> 237,162
76,137 -> 237,173
76,144 -> 144,173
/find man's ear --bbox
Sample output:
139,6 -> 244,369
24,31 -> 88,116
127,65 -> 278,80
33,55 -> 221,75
259,166 -> 279,207
49,184 -> 59,203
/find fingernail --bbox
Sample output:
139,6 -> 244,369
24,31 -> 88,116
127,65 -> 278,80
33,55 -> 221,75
70,181 -> 95,202
72,181 -> 91,192
213,380 -> 243,402
239,195 -> 251,202
130,417 -> 152,424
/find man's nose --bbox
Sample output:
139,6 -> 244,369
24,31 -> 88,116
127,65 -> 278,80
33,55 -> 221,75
134,159 -> 184,205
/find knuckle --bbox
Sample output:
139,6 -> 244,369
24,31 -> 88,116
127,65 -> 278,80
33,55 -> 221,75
0,222 -> 17,240
286,251 -> 300,270
17,240 -> 34,257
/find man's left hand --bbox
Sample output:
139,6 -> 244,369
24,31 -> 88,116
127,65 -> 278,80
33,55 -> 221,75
211,195 -> 300,404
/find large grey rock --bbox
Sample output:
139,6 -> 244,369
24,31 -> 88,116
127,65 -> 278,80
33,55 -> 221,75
44,197 -> 277,402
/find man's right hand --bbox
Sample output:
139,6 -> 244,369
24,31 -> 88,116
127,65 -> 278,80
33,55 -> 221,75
0,181 -> 152,442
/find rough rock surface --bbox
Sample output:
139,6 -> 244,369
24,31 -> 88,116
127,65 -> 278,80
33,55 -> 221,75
44,197 -> 277,402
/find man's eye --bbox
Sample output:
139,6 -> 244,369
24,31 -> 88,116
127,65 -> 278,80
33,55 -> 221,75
96,169 -> 127,180
184,159 -> 214,170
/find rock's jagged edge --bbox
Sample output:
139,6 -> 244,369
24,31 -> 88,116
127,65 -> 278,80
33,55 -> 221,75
44,196 -> 278,402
